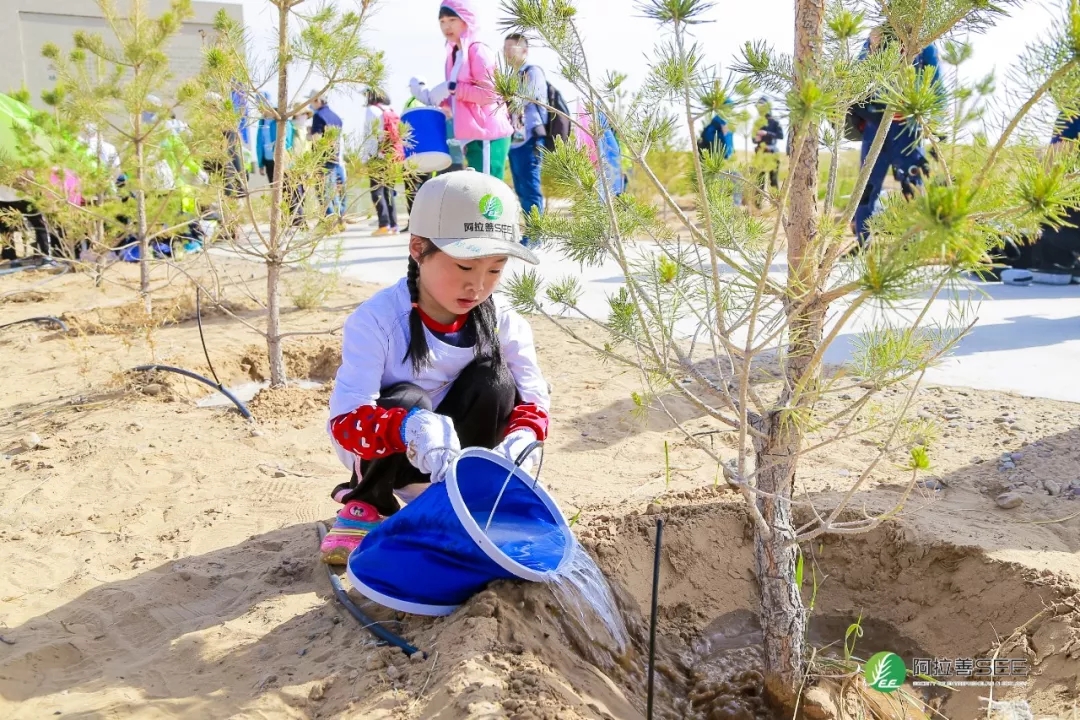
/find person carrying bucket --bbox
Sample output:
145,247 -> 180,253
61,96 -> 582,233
412,1 -> 513,181
321,171 -> 551,565
403,77 -> 465,231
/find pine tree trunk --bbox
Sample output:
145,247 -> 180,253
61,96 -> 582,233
134,137 -> 151,313
131,57 -> 150,311
262,0 -> 291,391
266,259 -> 286,387
753,0 -> 826,708
269,0 -> 288,235
94,126 -> 107,287
752,412 -> 806,709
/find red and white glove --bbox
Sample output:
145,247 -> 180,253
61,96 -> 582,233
401,408 -> 461,483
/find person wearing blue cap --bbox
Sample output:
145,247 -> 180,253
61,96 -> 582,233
697,106 -> 735,160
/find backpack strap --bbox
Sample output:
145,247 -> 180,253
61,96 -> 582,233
520,64 -> 546,83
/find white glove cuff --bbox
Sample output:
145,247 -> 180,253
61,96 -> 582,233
504,428 -> 540,466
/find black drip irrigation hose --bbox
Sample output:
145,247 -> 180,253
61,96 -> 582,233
0,316 -> 69,333
647,517 -> 664,720
0,258 -> 71,278
195,287 -> 223,387
129,364 -> 253,420
315,523 -> 425,658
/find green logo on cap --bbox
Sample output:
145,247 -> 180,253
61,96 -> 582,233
479,194 -> 504,221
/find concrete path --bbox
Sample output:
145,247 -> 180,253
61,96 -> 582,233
320,222 -> 1080,404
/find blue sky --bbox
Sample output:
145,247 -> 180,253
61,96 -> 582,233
224,0 -> 1066,143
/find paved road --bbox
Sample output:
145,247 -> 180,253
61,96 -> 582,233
320,224 -> 1080,404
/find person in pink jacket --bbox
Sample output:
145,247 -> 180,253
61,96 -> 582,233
413,1 -> 513,180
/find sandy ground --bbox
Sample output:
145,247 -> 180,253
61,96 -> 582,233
0,254 -> 1078,719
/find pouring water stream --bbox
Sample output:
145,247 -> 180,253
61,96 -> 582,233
479,442 -> 629,650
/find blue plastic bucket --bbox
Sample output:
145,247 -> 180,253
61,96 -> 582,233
346,447 -> 573,616
401,107 -> 452,174
118,241 -> 172,263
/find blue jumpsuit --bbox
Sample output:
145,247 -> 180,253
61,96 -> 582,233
852,42 -> 943,244
1051,113 -> 1080,144
698,114 -> 735,159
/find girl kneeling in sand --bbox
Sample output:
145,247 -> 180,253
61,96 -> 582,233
321,171 -> 551,564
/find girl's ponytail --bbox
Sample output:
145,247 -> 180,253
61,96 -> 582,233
403,255 -> 432,374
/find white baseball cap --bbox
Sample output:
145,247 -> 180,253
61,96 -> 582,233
409,170 -> 540,265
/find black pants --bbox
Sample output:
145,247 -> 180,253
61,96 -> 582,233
263,161 -> 276,186
1030,209 -> 1080,270
284,173 -> 305,227
404,172 -> 433,216
332,358 -> 518,517
0,200 -> 61,258
369,178 -> 398,229
755,148 -> 780,193
203,140 -> 247,198
758,167 -> 779,191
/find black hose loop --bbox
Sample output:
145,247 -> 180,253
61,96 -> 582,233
0,316 -> 69,333
129,364 -> 253,420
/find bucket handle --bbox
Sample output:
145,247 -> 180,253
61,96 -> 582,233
514,440 -> 545,488
483,440 -> 545,534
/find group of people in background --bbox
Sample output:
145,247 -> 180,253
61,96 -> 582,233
351,0 -> 629,245
7,4 -> 1080,279
696,95 -> 786,209
252,91 -> 347,231
352,0 -> 556,245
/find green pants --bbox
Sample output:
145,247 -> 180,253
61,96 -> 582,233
464,137 -> 511,181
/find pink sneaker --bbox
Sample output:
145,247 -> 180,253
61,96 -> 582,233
320,501 -> 382,565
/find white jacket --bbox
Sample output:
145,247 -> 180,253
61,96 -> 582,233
360,105 -> 385,164
328,278 -> 551,470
